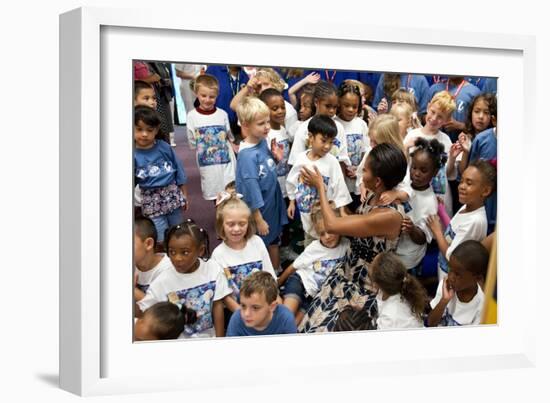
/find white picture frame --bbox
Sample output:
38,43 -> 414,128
59,6 -> 536,397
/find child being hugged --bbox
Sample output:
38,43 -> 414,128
286,115 -> 352,245
134,216 -> 174,302
134,105 -> 189,245
403,91 -> 457,218
334,82 -> 369,201
287,84 -> 315,142
211,193 -> 278,312
370,252 -> 427,329
137,220 -> 233,338
427,240 -> 488,326
279,201 -> 350,323
235,97 -> 288,274
226,271 -> 297,337
186,74 -> 237,201
134,301 -> 197,341
427,160 -> 496,281
395,138 -> 446,273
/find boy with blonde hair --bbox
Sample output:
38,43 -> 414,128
235,97 -> 288,274
226,271 -> 297,336
186,74 -> 237,201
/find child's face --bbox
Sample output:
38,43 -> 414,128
425,103 -> 451,132
239,291 -> 276,330
257,76 -> 274,93
266,95 -> 286,127
134,119 -> 158,149
458,166 -> 491,207
167,234 -> 203,274
395,111 -> 410,139
244,113 -> 271,140
196,85 -> 218,111
308,132 -> 333,157
299,94 -> 313,121
471,99 -> 491,133
134,314 -> 157,341
315,94 -> 338,118
409,151 -> 436,189
135,88 -> 157,109
222,207 -> 249,245
447,256 -> 480,294
315,220 -> 341,249
134,233 -> 154,268
338,92 -> 360,121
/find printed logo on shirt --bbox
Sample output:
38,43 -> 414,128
437,225 -> 456,273
195,125 -> 230,167
275,139 -> 290,177
457,100 -> 465,112
223,260 -> 263,300
441,309 -> 462,326
136,160 -> 175,180
431,161 -> 448,195
346,133 -> 364,166
169,281 -> 217,336
296,175 -> 330,213
402,201 -> 413,214
312,256 -> 345,291
331,138 -> 341,158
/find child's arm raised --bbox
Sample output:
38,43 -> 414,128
287,72 -> 320,107
427,278 -> 454,327
229,76 -> 260,111
212,300 -> 225,337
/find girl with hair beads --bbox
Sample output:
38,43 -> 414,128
134,106 -> 189,245
288,80 -> 350,167
137,220 -> 233,338
334,82 -> 369,204
369,252 -> 427,329
427,160 -> 496,281
210,193 -> 278,312
395,138 -> 446,273
134,301 -> 197,341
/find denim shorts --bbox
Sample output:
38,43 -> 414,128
282,272 -> 312,312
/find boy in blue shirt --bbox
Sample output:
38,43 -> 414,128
227,271 -> 297,336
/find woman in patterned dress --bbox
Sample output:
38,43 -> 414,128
297,143 -> 407,332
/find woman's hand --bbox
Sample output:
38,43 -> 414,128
300,165 -> 325,190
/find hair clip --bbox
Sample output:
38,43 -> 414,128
215,191 -> 244,206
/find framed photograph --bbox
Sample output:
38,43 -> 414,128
60,6 -> 536,396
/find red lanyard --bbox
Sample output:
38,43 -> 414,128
325,70 -> 337,83
446,79 -> 466,99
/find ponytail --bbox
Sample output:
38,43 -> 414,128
400,273 -> 428,319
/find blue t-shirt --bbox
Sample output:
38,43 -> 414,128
134,140 -> 187,189
358,72 -> 381,98
482,77 -> 498,95
226,304 -> 297,336
236,140 -> 288,246
205,65 -> 249,126
372,73 -> 430,114
309,70 -> 359,88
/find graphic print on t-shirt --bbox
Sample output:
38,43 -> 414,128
431,162 -> 448,195
437,225 -> 456,273
275,139 -> 290,177
223,260 -> 263,300
135,158 -> 176,181
296,175 -> 330,213
346,133 -> 364,166
311,257 -> 345,291
331,137 -> 341,158
170,281 -> 216,336
195,125 -> 230,167
440,309 -> 461,326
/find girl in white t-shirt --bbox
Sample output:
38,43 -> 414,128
427,160 -> 496,281
138,219 -> 233,338
211,192 -> 278,313
369,252 -> 427,330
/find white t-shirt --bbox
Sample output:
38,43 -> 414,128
430,281 -> 485,326
376,292 -> 424,330
403,128 -> 453,217
186,108 -> 237,200
287,117 -> 351,166
287,119 -> 302,143
438,205 -> 488,276
395,184 -> 438,269
267,127 -> 291,198
334,116 -> 369,193
138,259 -> 232,338
135,254 -> 173,294
286,151 -> 352,237
284,100 -> 298,131
211,235 -> 276,300
294,238 -> 350,297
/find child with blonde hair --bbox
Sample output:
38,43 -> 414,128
390,102 -> 414,140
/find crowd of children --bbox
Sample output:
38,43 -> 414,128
133,63 -> 498,340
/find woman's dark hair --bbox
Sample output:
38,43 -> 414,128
134,104 -> 169,143
370,252 -> 428,319
164,218 -> 210,259
333,305 -> 376,332
410,137 -> 448,172
464,93 -> 498,136
307,114 -> 337,139
145,302 -> 197,340
383,73 -> 402,100
311,80 -> 338,116
367,143 -> 408,190
468,159 -> 497,196
259,88 -> 283,104
337,81 -> 363,114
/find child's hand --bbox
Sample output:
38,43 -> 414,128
379,190 -> 398,205
256,219 -> 270,236
345,165 -> 357,178
458,132 -> 471,152
401,216 -> 414,234
305,72 -> 321,85
377,97 -> 388,114
449,142 -> 463,160
411,112 -> 422,129
443,118 -> 464,132
441,277 -> 455,303
287,202 -> 295,220
270,138 -> 284,162
246,76 -> 261,94
180,185 -> 189,211
426,214 -> 443,236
